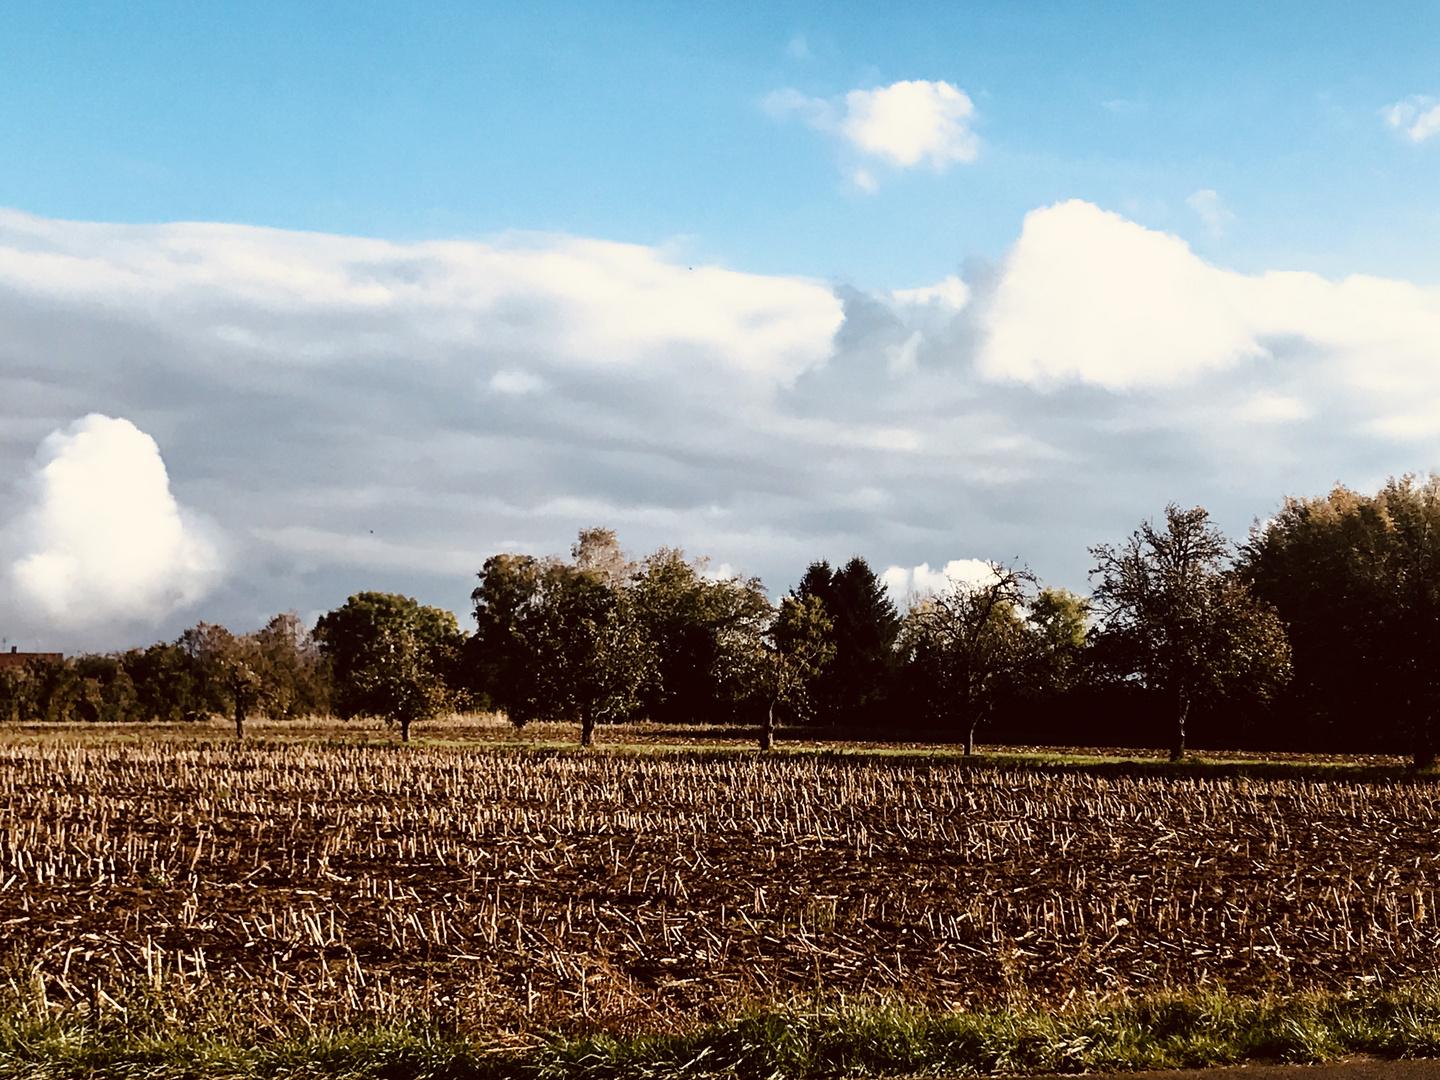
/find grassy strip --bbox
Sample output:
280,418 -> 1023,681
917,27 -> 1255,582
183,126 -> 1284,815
3,985 -> 1440,1079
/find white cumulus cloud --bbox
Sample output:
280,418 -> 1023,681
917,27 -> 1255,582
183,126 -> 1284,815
7,415 -> 223,629
1384,97 -> 1440,142
842,80 -> 978,168
981,200 -> 1261,387
882,559 -> 999,605
980,199 -> 1440,427
764,79 -> 978,190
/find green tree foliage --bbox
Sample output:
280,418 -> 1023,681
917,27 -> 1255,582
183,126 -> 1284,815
471,534 -> 657,745
314,593 -> 463,741
468,552 -> 552,724
175,616 -> 329,735
0,613 -> 332,728
1026,587 -> 1092,695
123,641 -> 210,722
898,564 -> 1037,755
0,632 -> 219,727
794,557 -> 901,725
1240,476 -> 1440,766
177,622 -> 258,738
175,622 -> 242,719
629,548 -> 772,725
1092,505 -> 1291,761
248,613 -> 331,720
0,656 -> 77,724
740,594 -> 836,750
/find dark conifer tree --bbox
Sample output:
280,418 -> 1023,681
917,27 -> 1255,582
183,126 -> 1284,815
795,556 -> 901,727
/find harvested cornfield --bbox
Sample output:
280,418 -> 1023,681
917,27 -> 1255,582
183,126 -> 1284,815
1,739 -> 1437,1034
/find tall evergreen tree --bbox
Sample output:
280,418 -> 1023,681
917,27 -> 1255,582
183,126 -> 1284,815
795,556 -> 901,726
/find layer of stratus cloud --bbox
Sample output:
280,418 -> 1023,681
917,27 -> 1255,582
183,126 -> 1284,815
763,79 -> 978,191
5,199 -> 1440,647
5,415 -> 221,629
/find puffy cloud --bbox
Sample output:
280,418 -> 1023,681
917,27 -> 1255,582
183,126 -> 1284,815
1384,97 -> 1440,142
980,200 -> 1262,388
980,199 -> 1440,428
7,415 -> 222,629
764,79 -> 978,189
841,81 -> 978,168
882,559 -> 999,606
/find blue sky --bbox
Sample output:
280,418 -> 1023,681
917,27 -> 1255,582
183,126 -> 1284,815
7,2 -> 1440,283
5,2 -> 1440,648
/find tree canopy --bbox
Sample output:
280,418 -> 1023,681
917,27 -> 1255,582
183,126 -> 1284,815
1240,475 -> 1440,766
898,563 -> 1036,755
794,557 -> 901,726
1091,505 -> 1291,760
471,546 -> 655,744
314,592 -> 463,740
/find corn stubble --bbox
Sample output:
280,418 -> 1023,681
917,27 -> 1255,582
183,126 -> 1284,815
0,742 -> 1437,1035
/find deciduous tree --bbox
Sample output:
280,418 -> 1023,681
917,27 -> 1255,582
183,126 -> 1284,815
1092,505 -> 1291,760
741,594 -> 835,751
898,563 -> 1035,755
629,548 -> 771,725
314,593 -> 463,741
1240,476 -> 1440,767
471,533 -> 656,745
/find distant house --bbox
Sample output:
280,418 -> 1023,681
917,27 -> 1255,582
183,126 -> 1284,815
0,646 -> 64,670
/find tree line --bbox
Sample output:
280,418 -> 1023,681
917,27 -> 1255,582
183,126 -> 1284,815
0,614 -> 330,735
5,475 -> 1440,766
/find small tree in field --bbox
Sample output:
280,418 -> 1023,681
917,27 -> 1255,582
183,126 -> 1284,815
222,649 -> 263,739
739,594 -> 835,751
344,626 -> 451,742
176,623 -> 259,737
315,592 -> 463,741
899,563 -> 1035,755
470,534 -> 656,745
1091,505 -> 1291,760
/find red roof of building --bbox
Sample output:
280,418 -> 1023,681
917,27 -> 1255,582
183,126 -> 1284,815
0,649 -> 64,670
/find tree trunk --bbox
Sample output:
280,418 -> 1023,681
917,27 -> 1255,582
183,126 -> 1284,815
234,700 -> 245,740
964,721 -> 976,756
1415,713 -> 1437,770
759,698 -> 776,751
581,710 -> 595,747
400,717 -> 410,743
1170,692 -> 1189,762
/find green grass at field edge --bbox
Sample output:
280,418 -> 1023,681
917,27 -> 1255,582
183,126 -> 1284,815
3,983 -> 1440,1079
